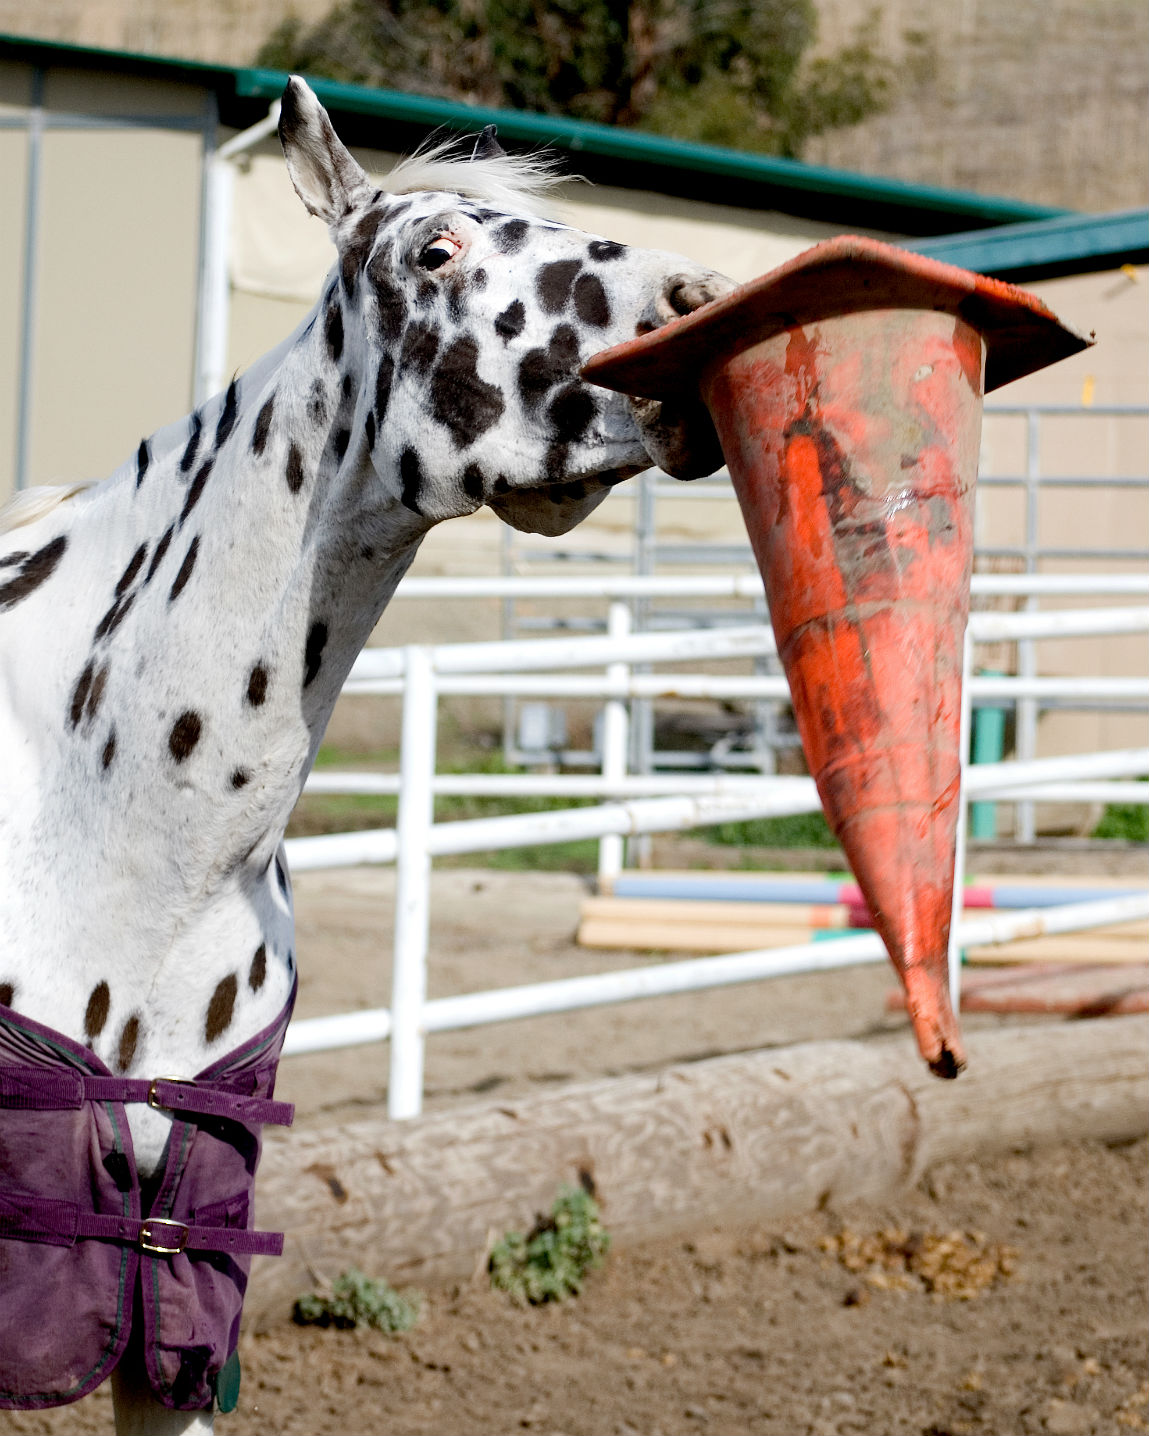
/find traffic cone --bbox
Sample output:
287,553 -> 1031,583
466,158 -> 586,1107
584,237 -> 1090,1077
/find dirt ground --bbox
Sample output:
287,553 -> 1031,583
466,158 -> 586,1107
4,849 -> 1146,1436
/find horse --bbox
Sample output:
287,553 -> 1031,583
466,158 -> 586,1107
0,77 -> 733,1434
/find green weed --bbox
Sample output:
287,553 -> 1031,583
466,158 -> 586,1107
489,1183 -> 611,1305
1092,785 -> 1149,844
292,1268 -> 420,1332
700,808 -> 839,849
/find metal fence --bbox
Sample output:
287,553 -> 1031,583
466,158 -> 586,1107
282,586 -> 1149,1119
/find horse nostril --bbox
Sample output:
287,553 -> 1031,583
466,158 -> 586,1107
665,280 -> 698,317
659,272 -> 737,323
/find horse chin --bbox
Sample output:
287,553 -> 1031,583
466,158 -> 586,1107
629,394 -> 725,481
487,483 -> 614,536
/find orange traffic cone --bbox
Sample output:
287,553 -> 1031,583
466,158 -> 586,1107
584,237 -> 1090,1078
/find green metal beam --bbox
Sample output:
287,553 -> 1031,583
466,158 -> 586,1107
907,208 -> 1149,278
234,65 -> 1067,229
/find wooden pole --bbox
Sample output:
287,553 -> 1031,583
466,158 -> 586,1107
246,1015 -> 1147,1324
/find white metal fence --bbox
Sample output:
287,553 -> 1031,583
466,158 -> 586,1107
282,579 -> 1149,1119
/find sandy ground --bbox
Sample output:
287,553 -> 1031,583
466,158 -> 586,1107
4,850 -> 1146,1436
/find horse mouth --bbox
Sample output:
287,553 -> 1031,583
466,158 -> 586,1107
627,393 -> 724,481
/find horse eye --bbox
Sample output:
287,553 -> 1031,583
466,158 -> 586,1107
417,236 -> 461,271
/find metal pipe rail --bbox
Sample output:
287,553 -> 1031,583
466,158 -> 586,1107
285,600 -> 1149,1118
288,748 -> 1149,874
389,573 -> 1149,601
281,890 -> 1149,1058
304,771 -> 1149,803
345,606 -> 1149,686
339,673 -> 1149,701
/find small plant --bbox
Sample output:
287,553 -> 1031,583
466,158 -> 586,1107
1092,784 -> 1149,843
702,809 -> 840,849
489,1182 -> 611,1304
293,1268 -> 420,1332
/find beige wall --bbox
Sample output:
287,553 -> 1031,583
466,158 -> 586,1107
0,63 -> 205,499
0,126 -> 27,497
27,123 -> 201,486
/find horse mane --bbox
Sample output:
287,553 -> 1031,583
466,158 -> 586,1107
383,136 -> 568,218
0,481 -> 100,535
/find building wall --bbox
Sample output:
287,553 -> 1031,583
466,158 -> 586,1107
0,60 -> 206,499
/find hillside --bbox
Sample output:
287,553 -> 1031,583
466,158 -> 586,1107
0,0 -> 1145,210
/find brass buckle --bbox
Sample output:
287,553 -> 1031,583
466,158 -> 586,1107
140,1219 -> 188,1255
147,1076 -> 196,1111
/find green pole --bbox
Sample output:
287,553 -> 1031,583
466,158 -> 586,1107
970,671 -> 1006,839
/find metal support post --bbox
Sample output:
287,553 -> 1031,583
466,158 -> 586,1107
14,68 -> 44,490
597,601 -> 631,888
948,627 -> 974,1012
388,646 -> 438,1120
1016,408 -> 1041,842
194,101 -> 281,406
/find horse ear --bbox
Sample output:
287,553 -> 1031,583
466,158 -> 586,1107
278,77 -> 373,224
470,125 -> 506,162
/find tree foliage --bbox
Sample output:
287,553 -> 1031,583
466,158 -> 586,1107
258,2 -> 931,158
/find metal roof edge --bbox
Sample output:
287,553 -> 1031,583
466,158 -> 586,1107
235,65 -> 1069,228
905,208 -> 1149,278
0,32 -> 1072,230
0,30 -> 237,87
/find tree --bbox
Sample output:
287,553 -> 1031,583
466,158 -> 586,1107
257,2 -> 928,159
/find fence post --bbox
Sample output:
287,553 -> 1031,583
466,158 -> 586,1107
388,645 -> 437,1121
1016,408 -> 1041,843
597,601 -> 631,889
969,671 -> 1006,839
948,627 -> 974,1012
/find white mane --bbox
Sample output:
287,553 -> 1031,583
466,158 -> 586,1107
383,137 -> 568,218
0,481 -> 99,535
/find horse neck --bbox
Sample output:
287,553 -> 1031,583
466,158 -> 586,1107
7,302 -> 429,917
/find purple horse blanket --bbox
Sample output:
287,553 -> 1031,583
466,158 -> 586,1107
0,989 -> 294,1410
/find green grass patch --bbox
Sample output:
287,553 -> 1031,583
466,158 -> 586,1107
293,747 -> 842,864
445,840 -> 600,874
289,749 -> 599,858
292,1269 -> 420,1332
489,1183 -> 611,1304
1092,783 -> 1149,843
699,808 -> 839,849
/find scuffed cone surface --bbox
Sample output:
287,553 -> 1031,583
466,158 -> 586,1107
706,309 -> 979,1077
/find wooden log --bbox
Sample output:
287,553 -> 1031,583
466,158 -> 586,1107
246,1015 -> 1147,1323
580,896 -> 862,927
887,964 -> 1149,1015
578,918 -> 833,952
965,933 -> 1149,964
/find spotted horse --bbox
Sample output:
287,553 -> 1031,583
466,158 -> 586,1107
0,78 -> 733,1434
